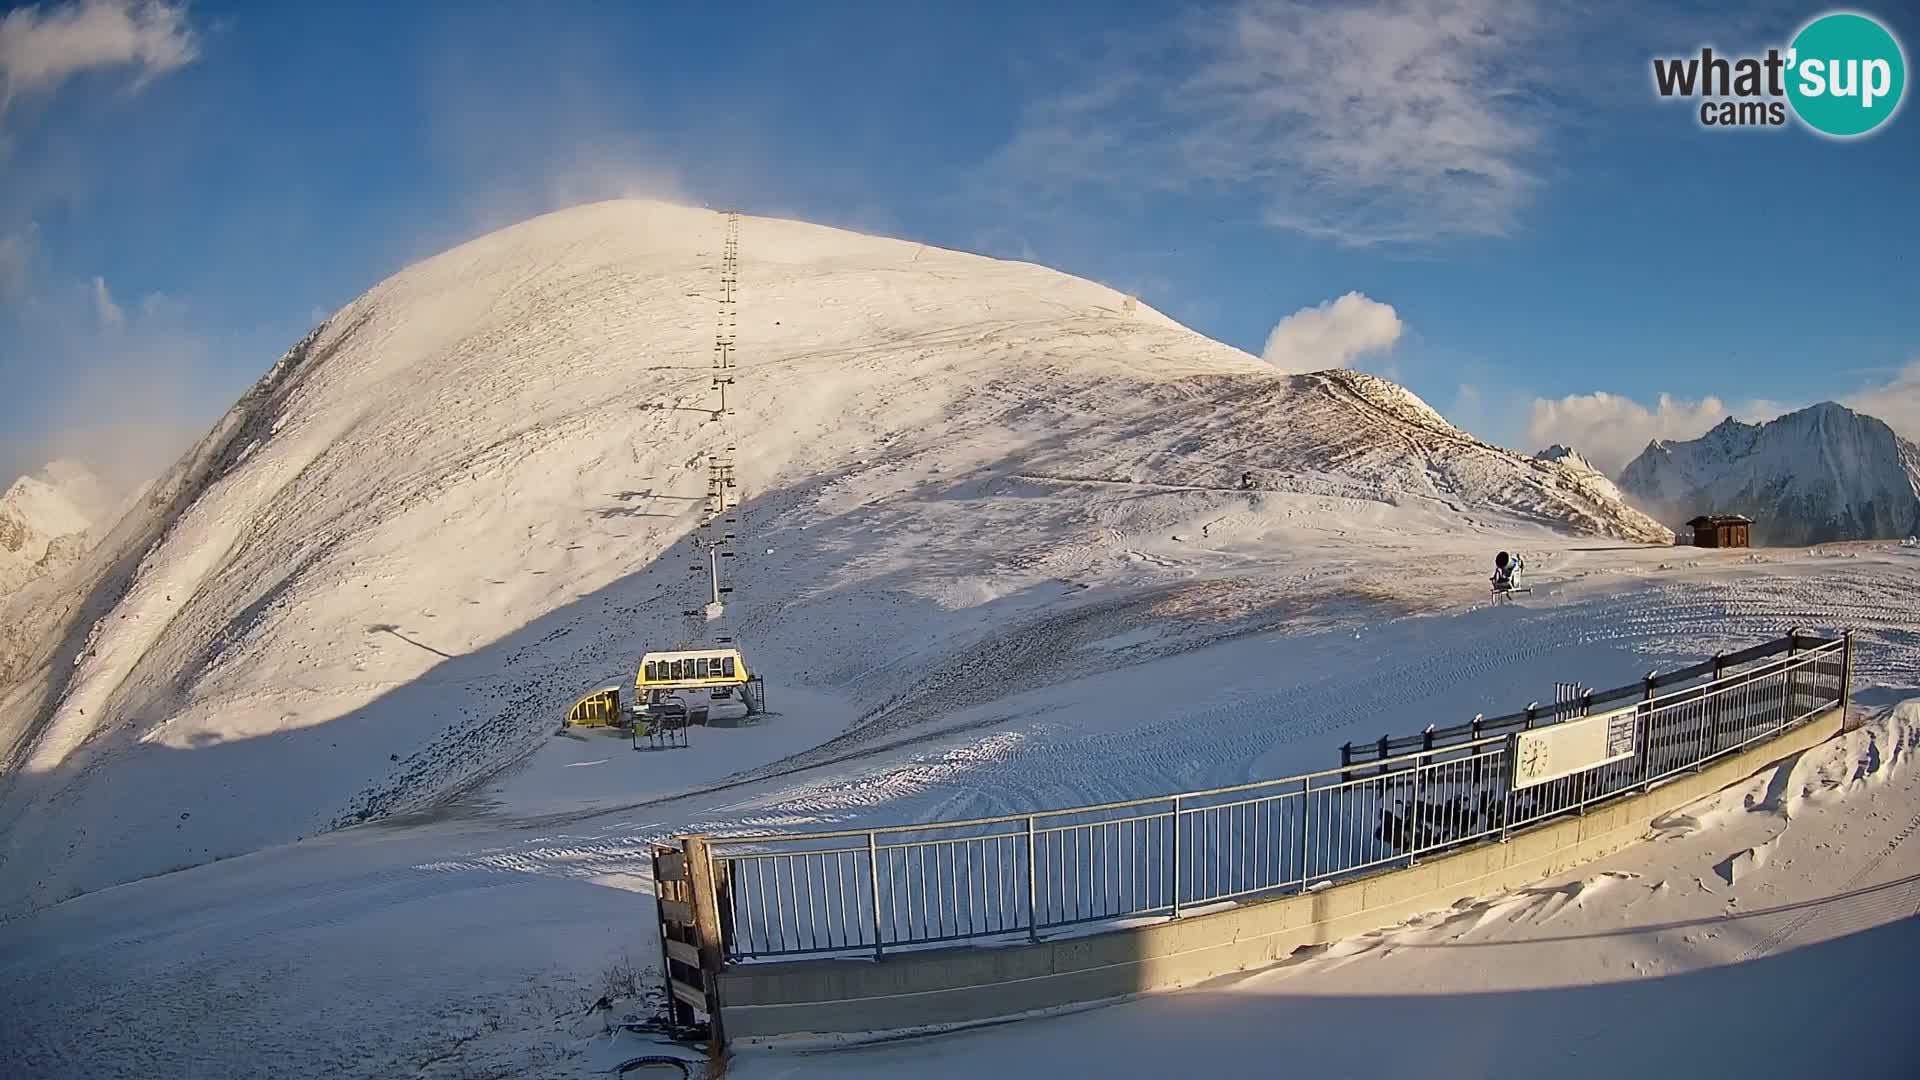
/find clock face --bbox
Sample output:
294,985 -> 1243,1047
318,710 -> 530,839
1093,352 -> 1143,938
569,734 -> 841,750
1519,739 -> 1549,780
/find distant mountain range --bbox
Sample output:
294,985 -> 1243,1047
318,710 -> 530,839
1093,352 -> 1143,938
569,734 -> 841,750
1615,402 -> 1920,546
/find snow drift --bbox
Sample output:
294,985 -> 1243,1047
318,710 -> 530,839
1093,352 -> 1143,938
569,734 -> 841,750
0,199 -> 1670,913
1618,402 -> 1920,546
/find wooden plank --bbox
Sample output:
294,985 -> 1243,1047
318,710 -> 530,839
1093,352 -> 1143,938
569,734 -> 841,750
655,851 -> 687,882
658,899 -> 695,926
670,977 -> 709,1011
664,939 -> 702,967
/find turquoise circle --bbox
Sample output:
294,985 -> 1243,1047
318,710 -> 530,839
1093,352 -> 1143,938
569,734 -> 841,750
1787,12 -> 1906,137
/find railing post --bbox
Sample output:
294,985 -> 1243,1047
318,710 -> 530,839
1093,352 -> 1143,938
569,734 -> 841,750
1639,672 -> 1656,791
1786,628 -> 1801,722
1842,630 -> 1855,730
1470,715 -> 1484,785
1299,775 -> 1312,893
1025,816 -> 1039,943
1170,796 -> 1183,919
1500,735 -> 1514,842
1409,747 -> 1424,865
866,832 -> 883,960
1707,653 -> 1725,760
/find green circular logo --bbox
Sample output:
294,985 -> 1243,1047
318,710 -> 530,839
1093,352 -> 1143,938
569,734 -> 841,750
1786,12 -> 1906,137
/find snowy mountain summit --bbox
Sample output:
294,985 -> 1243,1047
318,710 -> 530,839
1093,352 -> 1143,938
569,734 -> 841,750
1618,402 -> 1920,545
0,199 -> 1670,912
1537,444 -> 1599,474
0,460 -> 114,596
1535,444 -> 1623,502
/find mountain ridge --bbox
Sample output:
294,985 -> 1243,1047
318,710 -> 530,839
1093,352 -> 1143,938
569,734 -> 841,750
1619,401 -> 1920,545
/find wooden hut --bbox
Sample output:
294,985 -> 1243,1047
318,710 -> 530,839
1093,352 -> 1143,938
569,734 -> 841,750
1687,514 -> 1752,548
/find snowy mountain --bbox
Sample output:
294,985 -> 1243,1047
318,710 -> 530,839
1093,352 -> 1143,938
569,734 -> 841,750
1535,444 -> 1623,502
0,199 -> 1670,912
1617,403 -> 1920,546
0,460 -> 115,597
1537,444 -> 1597,474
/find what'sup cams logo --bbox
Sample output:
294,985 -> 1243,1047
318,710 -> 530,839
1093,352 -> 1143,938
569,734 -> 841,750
1652,10 -> 1906,136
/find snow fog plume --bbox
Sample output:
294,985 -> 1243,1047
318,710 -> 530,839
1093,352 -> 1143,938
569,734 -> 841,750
978,0 -> 1548,246
1846,360 -> 1920,442
90,273 -> 121,325
1261,291 -> 1404,373
4,276 -> 224,497
0,224 -> 32,298
1526,391 -> 1792,477
0,0 -> 198,111
419,17 -> 693,251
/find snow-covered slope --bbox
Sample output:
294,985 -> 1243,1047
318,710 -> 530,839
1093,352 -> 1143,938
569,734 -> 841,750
1619,403 -> 1920,546
0,199 -> 1669,912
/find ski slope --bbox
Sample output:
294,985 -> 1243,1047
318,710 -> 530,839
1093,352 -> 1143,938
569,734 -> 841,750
0,199 -> 1669,915
1,548 -> 1916,1079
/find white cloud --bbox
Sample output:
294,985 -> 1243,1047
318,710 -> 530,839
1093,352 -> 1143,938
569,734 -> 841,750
978,0 -> 1549,246
90,273 -> 121,325
1525,391 -> 1789,477
1844,360 -> 1920,442
0,0 -> 198,111
1261,291 -> 1404,373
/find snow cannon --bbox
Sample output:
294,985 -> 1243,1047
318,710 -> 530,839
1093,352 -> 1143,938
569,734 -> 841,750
1490,551 -> 1530,603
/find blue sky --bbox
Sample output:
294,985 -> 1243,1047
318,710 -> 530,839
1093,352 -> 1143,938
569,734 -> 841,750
3,0 -> 1917,490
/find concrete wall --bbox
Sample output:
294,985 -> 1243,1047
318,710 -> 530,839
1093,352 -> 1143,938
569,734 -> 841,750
718,707 -> 1843,1041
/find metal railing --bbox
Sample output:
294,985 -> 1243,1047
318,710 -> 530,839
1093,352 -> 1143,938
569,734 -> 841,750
1340,631 -> 1834,769
701,634 -> 1848,962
